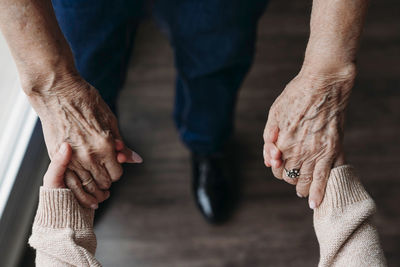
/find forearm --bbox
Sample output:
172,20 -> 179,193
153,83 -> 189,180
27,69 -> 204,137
0,0 -> 77,94
303,0 -> 368,74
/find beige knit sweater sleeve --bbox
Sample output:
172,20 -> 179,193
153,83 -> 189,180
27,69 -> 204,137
29,166 -> 386,267
314,165 -> 387,267
29,187 -> 101,267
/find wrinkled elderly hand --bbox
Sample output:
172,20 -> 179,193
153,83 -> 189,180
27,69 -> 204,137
263,65 -> 355,209
28,75 -> 142,208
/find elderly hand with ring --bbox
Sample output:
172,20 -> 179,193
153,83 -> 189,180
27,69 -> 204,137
263,64 -> 355,209
262,0 -> 367,209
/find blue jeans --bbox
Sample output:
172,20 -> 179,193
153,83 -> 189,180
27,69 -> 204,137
52,0 -> 268,155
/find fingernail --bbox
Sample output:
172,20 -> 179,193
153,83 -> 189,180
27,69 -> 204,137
60,143 -> 68,155
91,204 -> 98,210
263,149 -> 266,157
309,200 -> 316,210
131,151 -> 143,163
270,147 -> 277,157
297,192 -> 303,198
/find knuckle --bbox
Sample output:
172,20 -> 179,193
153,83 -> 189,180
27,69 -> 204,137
300,176 -> 312,184
277,139 -> 290,152
314,172 -> 326,182
286,158 -> 301,168
97,137 -> 112,150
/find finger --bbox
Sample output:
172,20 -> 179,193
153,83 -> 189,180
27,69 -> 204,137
295,161 -> 314,197
104,156 -> 124,182
263,147 -> 271,167
263,144 -> 279,167
271,159 -> 282,169
263,121 -> 279,143
43,143 -> 72,188
271,162 -> 284,180
264,142 -> 282,161
75,165 -> 111,192
281,157 -> 302,185
65,171 -> 99,209
308,158 -> 333,209
73,148 -> 113,190
101,116 -> 125,182
281,169 -> 298,185
114,139 -> 143,164
82,180 -> 110,203
117,148 -> 143,164
88,163 -> 112,190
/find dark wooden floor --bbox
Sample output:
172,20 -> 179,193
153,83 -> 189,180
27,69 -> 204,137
20,0 -> 400,266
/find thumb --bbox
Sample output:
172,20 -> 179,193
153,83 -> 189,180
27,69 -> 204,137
263,116 -> 279,143
114,139 -> 143,164
43,143 -> 72,188
117,148 -> 143,164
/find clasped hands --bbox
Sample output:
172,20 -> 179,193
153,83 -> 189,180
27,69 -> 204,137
263,65 -> 355,209
29,76 -> 142,209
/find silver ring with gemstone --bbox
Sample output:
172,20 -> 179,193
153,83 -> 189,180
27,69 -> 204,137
285,168 -> 300,179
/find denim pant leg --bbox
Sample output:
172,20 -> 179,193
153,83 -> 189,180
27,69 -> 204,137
154,0 -> 268,155
51,0 -> 144,113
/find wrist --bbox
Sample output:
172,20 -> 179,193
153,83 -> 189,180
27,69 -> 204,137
24,70 -> 88,118
301,39 -> 357,78
21,67 -> 83,99
299,60 -> 357,84
22,63 -> 78,95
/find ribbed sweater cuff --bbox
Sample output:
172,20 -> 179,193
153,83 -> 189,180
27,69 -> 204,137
315,165 -> 371,217
34,187 -> 94,229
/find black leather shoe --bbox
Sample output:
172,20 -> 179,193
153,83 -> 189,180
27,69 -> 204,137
191,153 -> 237,224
